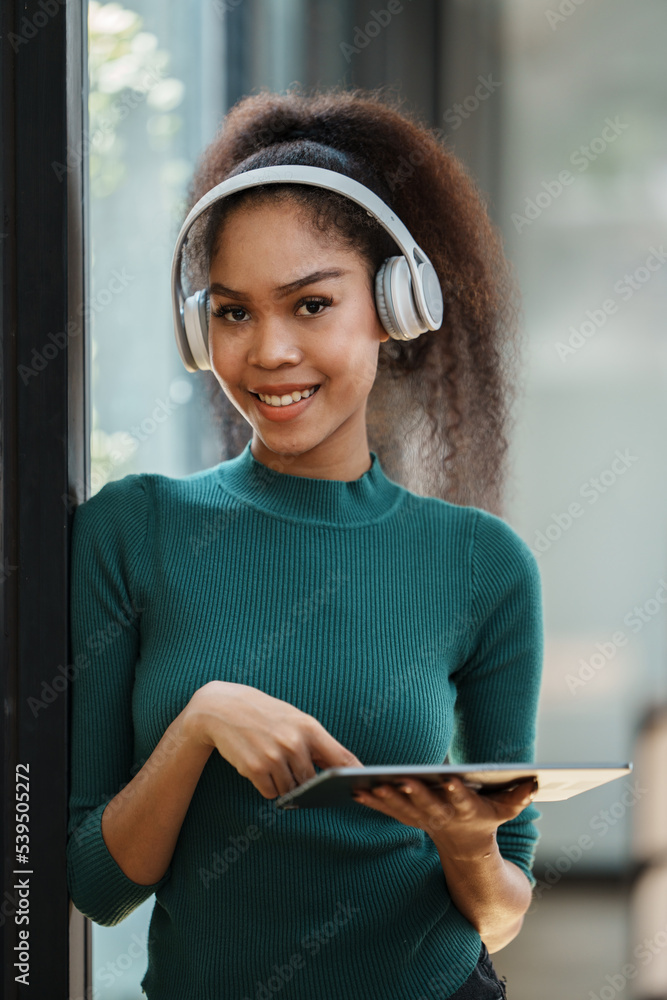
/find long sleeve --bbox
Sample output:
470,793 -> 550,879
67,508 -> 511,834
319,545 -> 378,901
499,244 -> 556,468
62,445 -> 548,998
67,474 -> 171,926
448,507 -> 545,887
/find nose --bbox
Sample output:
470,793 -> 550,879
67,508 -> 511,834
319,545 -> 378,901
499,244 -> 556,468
245,317 -> 303,370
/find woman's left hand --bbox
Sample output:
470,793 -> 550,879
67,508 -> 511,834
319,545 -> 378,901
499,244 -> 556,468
351,775 -> 537,859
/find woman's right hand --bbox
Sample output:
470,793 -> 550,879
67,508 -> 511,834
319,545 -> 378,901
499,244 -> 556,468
183,680 -> 363,799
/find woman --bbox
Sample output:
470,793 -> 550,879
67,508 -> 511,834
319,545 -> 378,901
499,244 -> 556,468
67,84 -> 544,999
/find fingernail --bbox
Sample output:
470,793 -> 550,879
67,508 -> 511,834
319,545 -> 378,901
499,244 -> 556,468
398,783 -> 413,794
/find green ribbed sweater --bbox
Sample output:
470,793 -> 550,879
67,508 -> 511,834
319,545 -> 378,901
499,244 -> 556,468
67,441 -> 543,1000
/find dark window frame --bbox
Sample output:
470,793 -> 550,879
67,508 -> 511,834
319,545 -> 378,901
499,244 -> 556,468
1,1 -> 90,996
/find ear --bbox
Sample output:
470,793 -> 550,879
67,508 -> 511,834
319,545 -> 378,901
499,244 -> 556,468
373,313 -> 391,344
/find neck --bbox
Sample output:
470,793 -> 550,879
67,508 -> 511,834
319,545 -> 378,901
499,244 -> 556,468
217,440 -> 405,528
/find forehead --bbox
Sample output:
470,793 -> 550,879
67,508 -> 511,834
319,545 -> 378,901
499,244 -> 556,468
208,197 -> 365,277
213,196 -> 332,247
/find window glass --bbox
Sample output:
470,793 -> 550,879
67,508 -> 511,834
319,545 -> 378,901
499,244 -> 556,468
87,1 -> 225,991
88,0 -> 225,497
500,0 -> 667,868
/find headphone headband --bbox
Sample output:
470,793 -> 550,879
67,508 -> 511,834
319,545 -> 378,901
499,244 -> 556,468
171,164 -> 444,371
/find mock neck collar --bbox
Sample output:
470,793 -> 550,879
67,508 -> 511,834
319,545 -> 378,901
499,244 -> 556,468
216,441 -> 405,527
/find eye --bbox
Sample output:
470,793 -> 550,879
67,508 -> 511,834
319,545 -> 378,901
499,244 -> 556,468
210,295 -> 334,323
211,305 -> 249,323
294,295 -> 334,316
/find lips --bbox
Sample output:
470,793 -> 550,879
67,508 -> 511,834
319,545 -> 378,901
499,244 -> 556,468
249,384 -> 321,422
249,385 -> 320,406
249,383 -> 320,395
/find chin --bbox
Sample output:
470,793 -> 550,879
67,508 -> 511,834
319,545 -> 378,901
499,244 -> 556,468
255,434 -> 318,458
253,428 -> 335,462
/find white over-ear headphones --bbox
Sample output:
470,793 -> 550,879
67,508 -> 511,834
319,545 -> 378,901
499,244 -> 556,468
171,163 -> 444,373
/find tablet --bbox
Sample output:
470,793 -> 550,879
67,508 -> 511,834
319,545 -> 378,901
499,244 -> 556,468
273,762 -> 633,809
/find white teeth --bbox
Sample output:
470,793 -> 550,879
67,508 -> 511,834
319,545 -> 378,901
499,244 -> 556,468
257,386 -> 318,406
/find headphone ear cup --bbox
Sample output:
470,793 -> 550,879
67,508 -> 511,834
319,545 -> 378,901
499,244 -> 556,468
182,289 -> 212,371
375,259 -> 400,338
375,256 -> 428,341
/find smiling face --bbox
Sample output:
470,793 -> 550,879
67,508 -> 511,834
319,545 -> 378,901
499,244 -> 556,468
207,196 -> 390,480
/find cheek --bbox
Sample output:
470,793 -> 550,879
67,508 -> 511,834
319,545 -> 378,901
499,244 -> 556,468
347,355 -> 379,399
317,335 -> 376,394
327,306 -> 383,386
210,341 -> 242,389
341,330 -> 382,396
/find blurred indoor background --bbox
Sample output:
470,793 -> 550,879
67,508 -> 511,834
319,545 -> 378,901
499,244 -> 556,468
84,1 -> 667,997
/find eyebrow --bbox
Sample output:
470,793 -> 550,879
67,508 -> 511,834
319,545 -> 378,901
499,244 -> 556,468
208,268 -> 351,301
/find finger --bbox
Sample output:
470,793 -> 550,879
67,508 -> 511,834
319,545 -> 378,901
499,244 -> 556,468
287,762 -> 310,787
393,778 -> 460,828
272,766 -> 299,797
287,751 -> 324,787
268,755 -> 312,796
237,756 -> 291,800
484,778 -> 538,814
393,777 -> 452,809
354,783 -> 407,805
352,783 -> 418,816
351,786 -> 389,811
353,781 -> 450,833
436,775 -> 478,811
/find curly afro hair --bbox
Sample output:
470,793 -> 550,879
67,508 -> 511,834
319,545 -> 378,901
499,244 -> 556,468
180,82 -> 523,515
